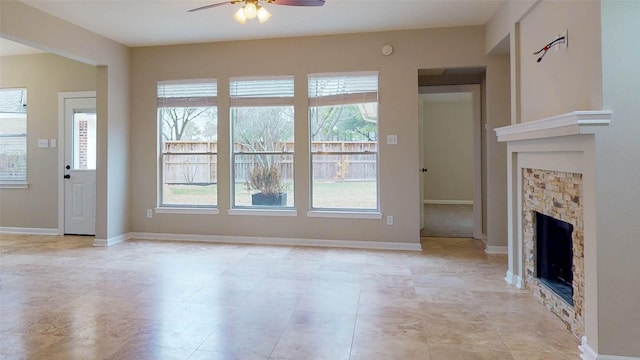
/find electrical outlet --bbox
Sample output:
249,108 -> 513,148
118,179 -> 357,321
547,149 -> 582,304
146,209 -> 153,218
386,215 -> 393,225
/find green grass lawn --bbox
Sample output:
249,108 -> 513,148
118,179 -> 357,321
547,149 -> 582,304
162,181 -> 377,208
312,181 -> 377,209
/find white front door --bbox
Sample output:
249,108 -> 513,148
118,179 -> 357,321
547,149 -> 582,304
63,97 -> 96,235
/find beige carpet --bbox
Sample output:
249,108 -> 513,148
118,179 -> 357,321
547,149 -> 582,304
421,204 -> 473,238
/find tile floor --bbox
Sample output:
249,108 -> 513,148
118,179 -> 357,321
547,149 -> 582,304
0,234 -> 580,359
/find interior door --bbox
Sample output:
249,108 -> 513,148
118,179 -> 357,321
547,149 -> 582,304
64,97 -> 96,235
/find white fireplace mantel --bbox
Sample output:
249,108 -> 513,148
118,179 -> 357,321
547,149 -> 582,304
495,110 -> 612,142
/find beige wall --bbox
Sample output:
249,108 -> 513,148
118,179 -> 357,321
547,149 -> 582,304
130,27 -> 494,244
1,0 -> 131,241
484,55 -> 510,250
485,0 -> 537,53
422,95 -> 474,202
519,0 -> 602,123
596,1 -> 640,356
0,54 -> 96,229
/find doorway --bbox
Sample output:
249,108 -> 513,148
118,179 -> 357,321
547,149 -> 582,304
58,92 -> 97,235
419,85 -> 482,239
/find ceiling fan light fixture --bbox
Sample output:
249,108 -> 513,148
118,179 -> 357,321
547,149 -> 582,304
257,6 -> 271,23
243,2 -> 258,19
188,0 -> 324,25
233,7 -> 247,23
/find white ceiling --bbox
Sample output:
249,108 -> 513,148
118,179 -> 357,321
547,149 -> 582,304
14,0 -> 505,48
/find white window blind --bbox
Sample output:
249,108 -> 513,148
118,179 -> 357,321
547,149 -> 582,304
308,72 -> 378,106
230,76 -> 295,107
157,80 -> 217,107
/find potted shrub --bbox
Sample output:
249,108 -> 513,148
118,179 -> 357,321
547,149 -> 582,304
248,162 -> 287,206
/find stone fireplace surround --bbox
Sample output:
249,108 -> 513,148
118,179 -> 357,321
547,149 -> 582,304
522,168 -> 584,338
496,110 -> 612,359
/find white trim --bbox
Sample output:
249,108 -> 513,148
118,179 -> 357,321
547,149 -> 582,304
58,91 -> 96,235
485,245 -> 508,254
227,209 -> 298,217
0,182 -> 29,189
580,336 -> 640,360
581,337 -> 598,360
306,210 -> 383,219
504,271 -> 524,289
128,232 -> 422,251
423,200 -> 473,205
155,207 -> 219,215
0,227 -> 59,235
93,233 -> 128,247
495,110 -> 612,142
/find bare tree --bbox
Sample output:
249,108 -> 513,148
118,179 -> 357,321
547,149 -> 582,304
161,107 -> 210,141
233,107 -> 293,168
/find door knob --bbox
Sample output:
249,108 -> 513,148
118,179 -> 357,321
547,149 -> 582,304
66,165 -> 71,170
64,174 -> 71,179
421,168 -> 428,173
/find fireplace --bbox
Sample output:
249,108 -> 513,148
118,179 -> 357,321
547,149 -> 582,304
496,110 -> 612,357
522,168 -> 584,338
536,212 -> 574,305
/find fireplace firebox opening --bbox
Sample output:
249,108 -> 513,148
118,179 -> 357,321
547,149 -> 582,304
535,212 -> 574,306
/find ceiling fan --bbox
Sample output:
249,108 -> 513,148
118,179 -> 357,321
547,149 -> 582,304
188,0 -> 325,24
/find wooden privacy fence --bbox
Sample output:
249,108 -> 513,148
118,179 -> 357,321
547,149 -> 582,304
163,141 -> 377,184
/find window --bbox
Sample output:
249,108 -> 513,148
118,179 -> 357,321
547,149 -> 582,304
308,72 -> 379,210
230,76 -> 294,208
157,80 -> 218,207
0,88 -> 27,184
72,110 -> 97,170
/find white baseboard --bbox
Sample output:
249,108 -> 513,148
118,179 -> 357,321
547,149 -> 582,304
505,271 -> 524,289
580,336 -> 640,360
485,245 -> 508,254
0,227 -> 60,235
424,200 -> 473,205
127,232 -> 422,251
93,233 -> 128,247
580,336 -> 598,360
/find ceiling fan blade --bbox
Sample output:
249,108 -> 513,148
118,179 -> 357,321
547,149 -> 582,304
187,1 -> 238,12
269,0 -> 325,6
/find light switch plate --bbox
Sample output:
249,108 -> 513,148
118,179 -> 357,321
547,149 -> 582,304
50,139 -> 57,148
386,134 -> 398,145
37,139 -> 49,148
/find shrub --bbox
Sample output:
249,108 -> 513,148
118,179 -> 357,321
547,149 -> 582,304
247,163 -> 283,196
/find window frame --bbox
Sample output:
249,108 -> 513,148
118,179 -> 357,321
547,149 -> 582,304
229,75 -> 296,210
157,79 -> 219,210
307,72 -> 380,212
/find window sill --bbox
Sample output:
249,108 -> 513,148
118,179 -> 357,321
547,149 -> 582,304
154,207 -> 219,215
307,210 -> 382,219
227,208 -> 298,217
0,182 -> 29,189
